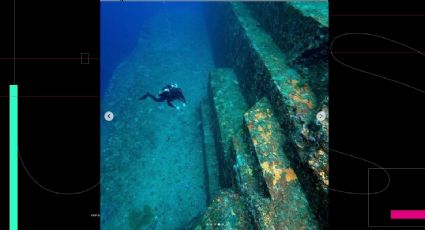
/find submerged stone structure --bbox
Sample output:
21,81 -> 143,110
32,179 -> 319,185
199,2 -> 328,229
195,190 -> 252,229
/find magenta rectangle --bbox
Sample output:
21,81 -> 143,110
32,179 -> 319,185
391,210 -> 425,219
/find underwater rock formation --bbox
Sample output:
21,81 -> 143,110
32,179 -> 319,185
246,2 -> 328,62
208,68 -> 249,188
194,190 -> 251,229
199,1 -> 329,229
200,99 -> 220,204
244,98 -> 318,229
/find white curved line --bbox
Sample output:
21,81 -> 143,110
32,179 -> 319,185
330,32 -> 425,94
19,150 -> 101,195
326,147 -> 390,195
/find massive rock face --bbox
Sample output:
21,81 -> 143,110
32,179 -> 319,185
200,99 -> 220,204
199,2 -> 328,229
208,68 -> 249,188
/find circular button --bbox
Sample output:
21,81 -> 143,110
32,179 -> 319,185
104,111 -> 114,121
316,111 -> 326,122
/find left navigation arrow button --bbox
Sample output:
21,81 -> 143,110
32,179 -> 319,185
104,111 -> 114,121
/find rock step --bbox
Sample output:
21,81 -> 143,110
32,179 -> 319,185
195,190 -> 252,229
209,68 -> 248,187
200,99 -> 221,204
231,127 -> 265,197
246,2 -> 328,62
228,2 -> 318,123
246,2 -> 329,101
225,3 -> 329,222
287,2 -> 329,28
244,97 -> 318,229
231,127 -> 280,229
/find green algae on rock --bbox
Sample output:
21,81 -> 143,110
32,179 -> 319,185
196,190 -> 251,229
199,1 -> 329,229
209,68 -> 249,188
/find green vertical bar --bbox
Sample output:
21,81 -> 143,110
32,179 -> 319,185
10,85 -> 18,230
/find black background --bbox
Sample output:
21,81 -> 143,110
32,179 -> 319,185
0,0 -> 100,229
0,0 -> 424,229
369,169 -> 425,227
330,0 -> 425,229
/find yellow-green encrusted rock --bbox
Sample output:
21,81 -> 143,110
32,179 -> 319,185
244,97 -> 318,229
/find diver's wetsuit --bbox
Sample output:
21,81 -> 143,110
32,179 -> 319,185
139,84 -> 186,109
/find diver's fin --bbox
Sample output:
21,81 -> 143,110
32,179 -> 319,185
139,93 -> 149,100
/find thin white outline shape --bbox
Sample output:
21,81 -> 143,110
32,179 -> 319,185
368,168 -> 425,228
330,32 -> 425,95
19,150 -> 101,195
327,32 -> 425,195
326,148 -> 390,195
11,0 -> 99,195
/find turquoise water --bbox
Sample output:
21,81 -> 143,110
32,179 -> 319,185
101,3 -> 214,229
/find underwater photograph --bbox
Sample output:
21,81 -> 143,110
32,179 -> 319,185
100,1 -> 328,229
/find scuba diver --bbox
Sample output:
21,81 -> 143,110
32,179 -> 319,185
139,83 -> 186,110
